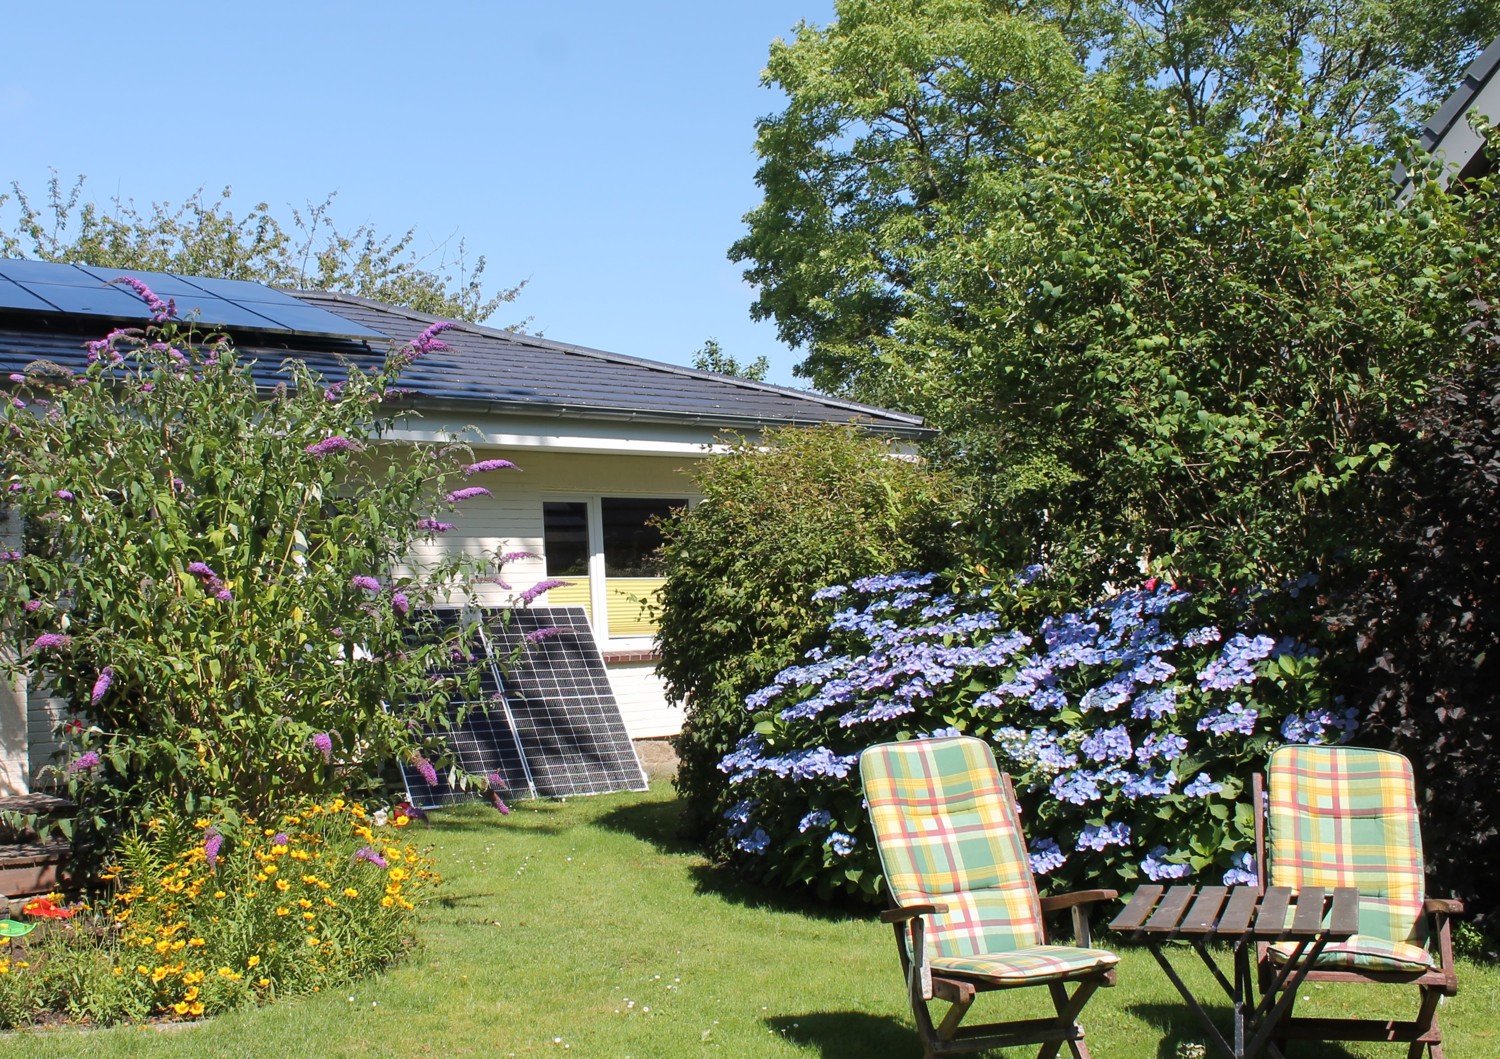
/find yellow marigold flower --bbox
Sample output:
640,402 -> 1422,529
305,936 -> 320,947
246,892 -> 258,898
290,849 -> 311,861
136,964 -> 150,975
344,888 -> 359,898
171,939 -> 186,951
184,986 -> 200,1001
194,818 -> 209,829
152,967 -> 170,983
399,898 -> 415,910
384,846 -> 401,860
263,828 -> 276,837
303,912 -> 316,920
388,867 -> 408,882
112,966 -> 123,976
0,962 -> 10,976
214,891 -> 227,899
331,798 -> 345,811
189,1001 -> 205,1017
275,880 -> 290,892
172,1002 -> 189,1016
217,968 -> 242,980
154,940 -> 171,954
297,899 -> 313,909
189,937 -> 205,947
257,977 -> 270,987
12,961 -> 26,970
254,873 -> 268,883
183,970 -> 205,985
380,896 -> 395,908
385,884 -> 402,897
264,864 -> 278,876
393,815 -> 410,827
354,825 -> 373,840
275,907 -> 290,917
247,955 -> 261,968
323,896 -> 337,908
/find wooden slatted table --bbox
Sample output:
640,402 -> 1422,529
1110,884 -> 1359,1059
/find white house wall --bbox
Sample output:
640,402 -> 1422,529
402,445 -> 699,741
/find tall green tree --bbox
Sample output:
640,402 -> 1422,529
692,338 -> 770,382
0,174 -> 526,326
734,0 -> 1500,582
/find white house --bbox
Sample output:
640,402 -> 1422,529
0,260 -> 930,794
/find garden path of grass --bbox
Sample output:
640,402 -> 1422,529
0,784 -> 1493,1058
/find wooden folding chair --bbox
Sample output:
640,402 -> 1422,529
860,736 -> 1118,1059
1254,745 -> 1463,1059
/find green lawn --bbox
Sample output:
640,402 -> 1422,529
0,784 -> 1494,1058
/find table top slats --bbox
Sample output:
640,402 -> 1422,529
1218,885 -> 1260,933
1328,887 -> 1360,936
1253,886 -> 1293,938
1289,886 -> 1328,935
1179,885 -> 1229,933
1144,885 -> 1196,933
1111,884 -> 1165,932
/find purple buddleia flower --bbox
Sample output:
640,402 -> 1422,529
0,551 -> 20,562
351,575 -> 381,593
67,750 -> 101,774
497,550 -> 540,563
23,600 -> 42,612
55,489 -> 75,502
203,826 -> 223,871
304,436 -> 361,457
487,771 -> 508,790
411,321 -> 456,356
524,625 -> 564,643
354,846 -> 389,869
311,732 -> 333,763
517,579 -> 571,605
391,592 -> 410,617
29,633 -> 71,652
413,756 -> 439,786
7,373 -> 22,382
187,561 -> 218,581
91,666 -> 115,706
444,486 -> 491,504
109,276 -> 175,321
463,459 -> 517,475
215,587 -> 233,601
489,791 -> 511,814
416,518 -> 455,533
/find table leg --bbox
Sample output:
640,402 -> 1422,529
1149,944 -> 1239,1059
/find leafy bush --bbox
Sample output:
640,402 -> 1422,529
713,573 -> 1341,902
0,300 -> 510,844
1320,343 -> 1500,934
652,425 -> 962,838
0,798 -> 437,1026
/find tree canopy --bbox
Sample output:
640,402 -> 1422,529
0,174 -> 526,326
733,0 -> 1500,582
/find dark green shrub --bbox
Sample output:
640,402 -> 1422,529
652,425 -> 962,839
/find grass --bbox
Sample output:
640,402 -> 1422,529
0,783 -> 1494,1058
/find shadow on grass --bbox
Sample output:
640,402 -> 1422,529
1126,1002 -> 1362,1059
765,1011 -> 916,1057
594,796 -> 869,921
425,801 -> 567,838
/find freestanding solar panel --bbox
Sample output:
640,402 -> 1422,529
398,606 -> 647,809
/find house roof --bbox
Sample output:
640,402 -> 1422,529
0,259 -> 931,439
1395,36 -> 1500,198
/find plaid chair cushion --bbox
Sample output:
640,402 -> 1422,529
1267,936 -> 1433,975
931,945 -> 1119,985
1266,745 -> 1427,950
861,737 -> 1045,958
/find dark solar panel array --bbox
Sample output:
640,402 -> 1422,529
398,607 -> 647,809
0,260 -> 384,340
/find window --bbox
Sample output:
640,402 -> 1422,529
541,497 -> 686,640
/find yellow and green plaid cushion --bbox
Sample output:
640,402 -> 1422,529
931,944 -> 1119,985
1267,936 -> 1433,974
861,736 -> 1044,958
1266,745 -> 1427,950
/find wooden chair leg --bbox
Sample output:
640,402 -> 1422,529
1035,978 -> 1098,1059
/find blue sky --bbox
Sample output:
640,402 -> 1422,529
0,1 -> 836,387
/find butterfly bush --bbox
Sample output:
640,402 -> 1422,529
713,572 -> 1350,901
0,306 -> 536,849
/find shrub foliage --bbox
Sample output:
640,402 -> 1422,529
652,425 -> 962,839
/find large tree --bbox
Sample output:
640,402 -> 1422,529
734,0 -> 1500,582
0,174 -> 525,326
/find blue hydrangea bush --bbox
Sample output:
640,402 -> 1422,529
714,572 -> 1354,901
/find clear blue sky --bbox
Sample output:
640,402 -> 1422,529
0,1 -> 835,387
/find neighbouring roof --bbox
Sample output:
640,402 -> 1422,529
1395,36 -> 1500,198
0,259 -> 931,439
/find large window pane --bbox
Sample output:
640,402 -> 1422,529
542,501 -> 589,576
601,498 -> 682,577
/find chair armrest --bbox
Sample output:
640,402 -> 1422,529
1424,898 -> 1464,916
881,903 -> 948,924
1041,890 -> 1119,948
1040,889 -> 1119,913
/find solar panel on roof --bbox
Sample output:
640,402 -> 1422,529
0,258 -> 385,341
0,280 -> 56,312
398,606 -> 647,809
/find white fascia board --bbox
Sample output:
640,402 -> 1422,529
382,412 -> 744,456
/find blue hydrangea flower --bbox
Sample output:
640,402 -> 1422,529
1142,846 -> 1192,881
798,809 -> 833,833
736,828 -> 771,855
1076,821 -> 1132,851
1028,836 -> 1067,874
826,831 -> 856,856
1196,701 -> 1259,736
1222,850 -> 1258,887
1182,772 -> 1223,797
